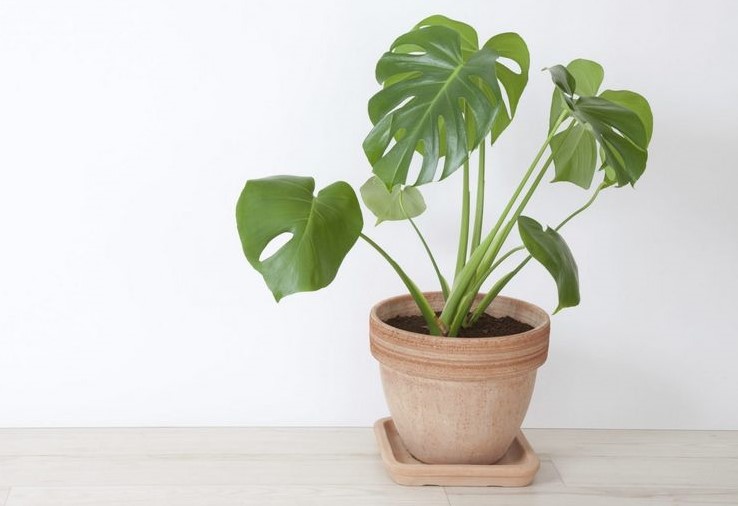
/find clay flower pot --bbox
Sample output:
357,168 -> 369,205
370,292 -> 550,465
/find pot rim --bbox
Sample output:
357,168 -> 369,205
369,292 -> 551,379
370,292 -> 550,343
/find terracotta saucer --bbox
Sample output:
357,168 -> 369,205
374,417 -> 540,487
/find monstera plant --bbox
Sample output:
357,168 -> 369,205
235,15 -> 653,337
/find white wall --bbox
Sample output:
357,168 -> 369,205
1,0 -> 736,429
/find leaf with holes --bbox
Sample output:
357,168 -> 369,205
363,25 -> 502,187
518,216 -> 580,313
236,176 -> 363,301
547,64 -> 651,186
574,95 -> 648,185
597,89 -> 653,187
404,15 -> 478,156
599,90 -> 653,143
360,175 -> 426,225
395,18 -> 528,152
483,32 -> 529,143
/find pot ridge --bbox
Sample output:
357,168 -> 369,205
370,293 -> 550,381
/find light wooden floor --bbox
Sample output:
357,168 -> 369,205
0,428 -> 736,505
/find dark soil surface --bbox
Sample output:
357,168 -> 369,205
385,312 -> 533,338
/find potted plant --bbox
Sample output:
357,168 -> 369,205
235,15 -> 652,466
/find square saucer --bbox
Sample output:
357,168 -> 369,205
374,417 -> 540,487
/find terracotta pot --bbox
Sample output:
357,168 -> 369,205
370,292 -> 550,465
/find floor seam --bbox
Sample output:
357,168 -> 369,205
549,455 -> 570,488
441,486 -> 453,506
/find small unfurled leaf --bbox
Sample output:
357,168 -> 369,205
546,64 -> 576,96
363,25 -> 502,187
518,216 -> 580,313
236,176 -> 363,301
550,123 -> 598,188
360,175 -> 426,224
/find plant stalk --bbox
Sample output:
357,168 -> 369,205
439,111 -> 568,330
467,181 -> 607,324
455,159 -> 471,277
479,246 -> 525,281
452,154 -> 555,323
400,194 -> 450,299
471,140 -> 486,251
359,233 -> 445,336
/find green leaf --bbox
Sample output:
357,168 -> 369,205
549,88 -> 570,131
399,21 -> 529,152
567,59 -> 604,96
484,32 -> 530,142
236,176 -> 363,301
546,64 -> 575,96
547,62 -> 652,187
399,16 -> 480,157
548,59 -> 603,130
548,62 -> 601,188
574,96 -> 648,185
550,123 -> 598,188
415,15 -> 479,57
363,25 -> 502,187
518,216 -> 580,313
360,175 -> 426,224
603,164 -> 618,188
595,91 -> 653,188
599,90 -> 653,144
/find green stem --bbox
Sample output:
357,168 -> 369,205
478,153 -> 555,275
480,246 -> 525,281
468,261 -> 531,324
455,159 -> 471,277
440,112 -> 568,328
471,140 -> 486,252
554,182 -> 605,232
454,154 -> 555,323
448,290 -> 476,336
359,233 -> 444,336
467,182 -> 607,325
400,194 -> 450,299
472,118 -> 578,282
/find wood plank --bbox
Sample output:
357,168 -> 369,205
0,428 -> 376,456
4,485 -> 449,506
0,454 -> 394,487
4,428 -> 735,459
553,455 -> 738,489
525,429 -> 738,458
447,489 -> 738,505
1,427 -> 737,504
447,460 -> 738,505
